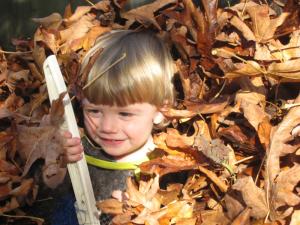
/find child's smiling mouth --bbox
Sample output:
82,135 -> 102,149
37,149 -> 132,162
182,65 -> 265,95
99,137 -> 125,146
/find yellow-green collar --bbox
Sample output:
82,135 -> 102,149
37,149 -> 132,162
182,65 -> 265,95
85,154 -> 148,170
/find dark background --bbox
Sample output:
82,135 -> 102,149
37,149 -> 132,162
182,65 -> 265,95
0,0 -> 157,50
0,0 -> 237,50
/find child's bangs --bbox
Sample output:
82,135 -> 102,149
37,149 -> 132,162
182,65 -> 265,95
83,61 -> 163,107
82,30 -> 174,107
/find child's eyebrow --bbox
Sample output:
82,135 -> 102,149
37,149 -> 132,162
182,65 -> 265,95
118,106 -> 142,112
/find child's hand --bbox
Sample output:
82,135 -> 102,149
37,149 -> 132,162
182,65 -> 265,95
62,131 -> 84,163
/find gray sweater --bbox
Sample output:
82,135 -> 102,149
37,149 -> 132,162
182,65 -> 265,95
82,137 -> 135,201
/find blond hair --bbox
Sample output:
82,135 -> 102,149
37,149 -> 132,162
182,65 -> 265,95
81,30 -> 174,107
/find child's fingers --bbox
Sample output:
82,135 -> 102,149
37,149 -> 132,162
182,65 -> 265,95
62,130 -> 72,138
64,150 -> 83,162
63,136 -> 82,148
63,145 -> 83,162
61,131 -> 84,163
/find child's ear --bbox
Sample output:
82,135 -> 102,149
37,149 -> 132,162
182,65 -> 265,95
153,111 -> 164,124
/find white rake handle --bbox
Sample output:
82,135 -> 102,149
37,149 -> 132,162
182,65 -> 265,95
43,55 -> 100,225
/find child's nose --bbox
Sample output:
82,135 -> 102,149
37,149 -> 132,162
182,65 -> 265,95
98,116 -> 118,133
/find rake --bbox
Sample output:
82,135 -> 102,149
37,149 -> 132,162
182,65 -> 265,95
43,55 -> 100,225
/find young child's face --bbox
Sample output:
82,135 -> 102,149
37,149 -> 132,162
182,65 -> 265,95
82,99 -> 160,158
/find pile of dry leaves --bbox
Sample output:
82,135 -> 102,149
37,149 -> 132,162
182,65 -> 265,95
0,0 -> 300,224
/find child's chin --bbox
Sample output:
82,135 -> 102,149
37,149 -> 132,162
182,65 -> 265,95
102,147 -> 135,158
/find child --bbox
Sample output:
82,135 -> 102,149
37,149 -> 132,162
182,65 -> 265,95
57,30 -> 175,225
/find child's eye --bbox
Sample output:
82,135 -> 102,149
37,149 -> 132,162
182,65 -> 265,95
87,109 -> 100,113
119,112 -> 134,117
85,109 -> 101,117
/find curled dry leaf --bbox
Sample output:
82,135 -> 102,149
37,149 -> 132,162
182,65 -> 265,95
200,210 -> 230,225
34,28 -> 59,54
254,31 -> 300,61
0,197 -> 19,213
121,0 -> 177,30
225,176 -> 268,219
96,198 -> 124,215
139,155 -> 196,177
231,207 -> 251,225
60,14 -> 98,53
63,6 -> 92,24
32,12 -> 63,30
290,210 -> 300,225
194,135 -> 230,166
17,93 -> 67,189
246,4 -> 289,43
266,93 -> 300,220
126,175 -> 160,210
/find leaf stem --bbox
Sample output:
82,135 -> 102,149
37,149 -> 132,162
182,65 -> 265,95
0,213 -> 44,223
84,0 -> 95,7
0,50 -> 32,54
82,52 -> 126,91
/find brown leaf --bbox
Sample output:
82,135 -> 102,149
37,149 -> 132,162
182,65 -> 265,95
0,197 -> 19,213
0,159 -> 19,175
226,176 -> 268,219
60,14 -> 97,54
231,208 -> 251,225
34,28 -> 59,54
254,31 -> 300,61
111,212 -> 132,225
49,92 -> 66,127
184,97 -> 229,114
246,4 -> 289,43
175,59 -> 194,99
0,132 -> 14,154
162,108 -> 197,119
266,94 -> 300,196
223,60 -> 263,79
32,42 -> 47,72
194,136 -> 230,166
165,130 -> 194,149
126,175 -> 160,211
257,117 -> 272,150
17,125 -> 66,187
121,0 -> 177,30
228,14 -> 255,41
185,0 -> 218,58
271,165 -> 300,217
32,13 -> 63,30
63,3 -> 73,19
81,26 -> 111,51
200,210 -> 230,225
152,132 -> 187,158
27,63 -> 44,82
170,26 -> 196,61
268,58 -> 300,80
139,155 -> 196,177
236,76 -> 266,106
63,6 -> 92,24
218,125 -> 258,154
175,217 -> 197,225
290,210 -> 300,225
96,198 -> 123,214
93,0 -> 111,12
132,200 -> 195,225
17,93 -> 67,188
198,165 -> 228,192
0,183 -> 12,200
10,178 -> 34,197
157,183 -> 182,205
